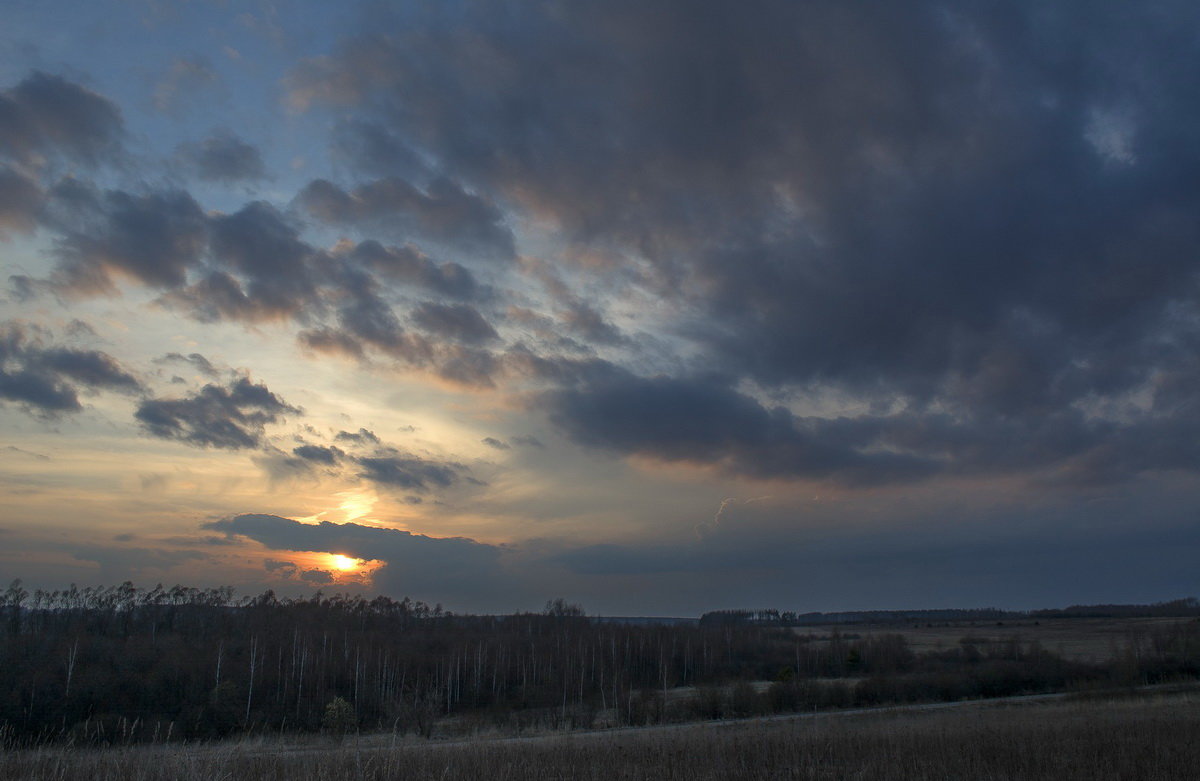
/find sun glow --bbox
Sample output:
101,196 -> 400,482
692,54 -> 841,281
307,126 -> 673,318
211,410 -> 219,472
330,554 -> 360,571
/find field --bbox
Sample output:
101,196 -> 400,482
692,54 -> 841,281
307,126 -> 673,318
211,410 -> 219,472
792,616 -> 1194,662
4,687 -> 1197,780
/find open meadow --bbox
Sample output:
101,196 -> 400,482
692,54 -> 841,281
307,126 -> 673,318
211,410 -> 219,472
4,688 -> 1197,781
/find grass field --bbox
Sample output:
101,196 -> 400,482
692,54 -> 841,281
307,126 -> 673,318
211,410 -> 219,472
4,688 -> 1197,780
792,616 -> 1195,662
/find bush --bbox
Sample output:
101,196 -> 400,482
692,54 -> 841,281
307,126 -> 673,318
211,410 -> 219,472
322,697 -> 356,742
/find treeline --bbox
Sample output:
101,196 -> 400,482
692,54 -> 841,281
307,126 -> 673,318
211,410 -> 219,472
699,598 -> 1200,627
2,581 -> 1199,747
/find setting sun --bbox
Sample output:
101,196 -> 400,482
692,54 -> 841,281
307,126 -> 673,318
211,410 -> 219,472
330,554 -> 359,571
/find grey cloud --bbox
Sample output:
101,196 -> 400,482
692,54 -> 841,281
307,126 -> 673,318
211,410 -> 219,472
135,377 -> 301,450
45,180 -> 208,293
264,558 -> 298,575
544,369 -> 935,485
289,1 -> 1200,487
434,344 -> 500,388
70,545 -> 211,573
293,443 -> 344,464
207,514 -> 504,601
296,176 -> 514,258
302,568 -> 335,585
0,166 -> 41,236
178,130 -> 266,183
355,452 -> 463,492
0,321 -> 141,416
347,240 -> 479,299
411,301 -> 498,344
157,352 -> 220,378
560,301 -> 625,346
0,71 -> 123,167
205,201 -> 318,318
299,271 -> 502,387
481,437 -> 510,450
511,435 -> 544,448
331,119 -> 428,179
298,326 -> 366,359
334,427 -> 381,446
154,57 -> 223,114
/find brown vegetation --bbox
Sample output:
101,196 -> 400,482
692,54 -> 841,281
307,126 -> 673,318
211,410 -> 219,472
2,690 -> 1197,780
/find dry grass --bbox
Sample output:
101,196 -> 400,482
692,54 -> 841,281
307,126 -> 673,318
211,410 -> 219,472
3,689 -> 1198,780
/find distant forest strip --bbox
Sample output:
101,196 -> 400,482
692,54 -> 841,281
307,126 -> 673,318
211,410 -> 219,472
697,598 -> 1200,627
1,581 -> 1198,747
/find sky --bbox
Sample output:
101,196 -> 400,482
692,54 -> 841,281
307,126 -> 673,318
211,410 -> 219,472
2,0 -> 1199,616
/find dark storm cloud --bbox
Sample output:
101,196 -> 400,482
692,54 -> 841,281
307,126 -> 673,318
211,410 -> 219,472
296,176 -> 514,258
178,130 -> 267,183
207,514 -> 504,598
0,71 -> 123,167
354,452 -> 463,492
0,321 -> 141,415
411,302 -> 498,344
544,370 -> 935,485
290,1 -> 1200,487
135,377 -> 300,450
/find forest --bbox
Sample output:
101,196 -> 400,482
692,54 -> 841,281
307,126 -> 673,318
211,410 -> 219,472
2,580 -> 1198,747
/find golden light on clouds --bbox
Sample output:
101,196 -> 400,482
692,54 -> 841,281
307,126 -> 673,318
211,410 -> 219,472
330,554 -> 359,571
335,489 -> 377,523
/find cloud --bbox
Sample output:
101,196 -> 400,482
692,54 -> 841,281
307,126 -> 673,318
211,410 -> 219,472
0,321 -> 141,416
282,1 -> 1200,489
177,130 -> 267,183
207,514 -> 505,601
44,179 -> 208,293
301,568 -> 334,584
334,427 -> 381,446
411,301 -> 498,344
70,545 -> 211,574
135,377 -> 301,449
354,452 -> 464,492
481,437 -> 510,450
345,240 -> 480,300
202,201 -> 318,318
157,352 -> 220,378
264,558 -> 298,576
0,166 -> 41,237
0,71 -> 123,167
543,369 -> 936,485
292,443 -> 344,464
296,176 -> 514,258
154,57 -> 223,114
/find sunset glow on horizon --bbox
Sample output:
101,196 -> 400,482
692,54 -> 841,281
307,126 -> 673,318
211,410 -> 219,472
2,1 -> 1198,615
